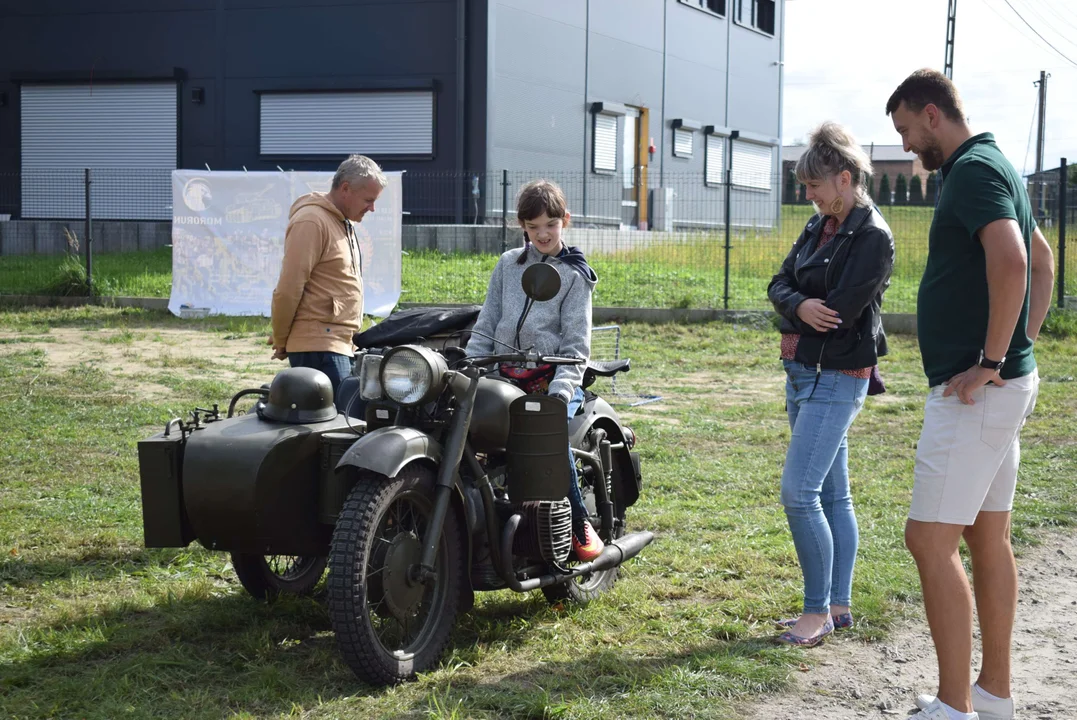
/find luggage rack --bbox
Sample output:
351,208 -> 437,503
591,325 -> 661,407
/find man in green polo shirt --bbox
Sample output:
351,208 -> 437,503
886,69 -> 1055,720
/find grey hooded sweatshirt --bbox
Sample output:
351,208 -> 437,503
465,244 -> 598,402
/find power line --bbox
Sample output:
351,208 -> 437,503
999,0 -> 1077,67
1013,0 -> 1077,51
1031,0 -> 1077,27
981,0 -> 1056,53
1025,0 -> 1077,31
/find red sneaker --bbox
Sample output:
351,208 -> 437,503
572,520 -> 605,562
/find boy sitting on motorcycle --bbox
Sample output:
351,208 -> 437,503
464,179 -> 604,562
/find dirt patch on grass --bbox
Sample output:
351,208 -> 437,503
1,327 -> 282,400
741,532 -> 1077,719
674,371 -> 783,403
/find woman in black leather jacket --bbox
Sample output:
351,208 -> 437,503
766,122 -> 895,647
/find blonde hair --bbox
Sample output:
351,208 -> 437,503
795,122 -> 874,208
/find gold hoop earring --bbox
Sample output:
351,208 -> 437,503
829,196 -> 844,215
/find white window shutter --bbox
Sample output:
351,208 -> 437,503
593,113 -> 617,172
21,82 -> 177,220
260,91 -> 434,156
674,128 -> 694,158
705,134 -> 725,185
732,141 -> 773,190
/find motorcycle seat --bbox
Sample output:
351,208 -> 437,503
582,359 -> 631,388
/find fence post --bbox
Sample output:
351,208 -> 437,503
1059,158 -> 1067,310
723,131 -> 739,310
84,168 -> 93,295
501,170 -> 509,254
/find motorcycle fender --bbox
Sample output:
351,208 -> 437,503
335,426 -> 443,478
569,397 -> 641,509
568,396 -> 623,446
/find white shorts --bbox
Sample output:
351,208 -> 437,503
909,369 -> 1039,526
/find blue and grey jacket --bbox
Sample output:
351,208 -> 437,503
465,243 -> 598,402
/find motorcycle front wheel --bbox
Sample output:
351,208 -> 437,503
231,553 -> 328,600
327,464 -> 464,686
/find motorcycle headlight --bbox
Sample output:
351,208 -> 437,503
380,345 -> 449,406
358,353 -> 384,401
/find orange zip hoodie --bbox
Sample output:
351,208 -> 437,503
271,193 -> 363,356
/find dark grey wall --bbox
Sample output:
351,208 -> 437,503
0,0 -> 488,181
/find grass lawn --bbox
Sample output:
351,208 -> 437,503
0,306 -> 1074,719
7,206 -> 1073,313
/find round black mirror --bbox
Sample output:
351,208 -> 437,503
521,262 -> 561,302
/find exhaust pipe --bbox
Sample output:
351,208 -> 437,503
581,530 -> 654,574
499,514 -> 654,592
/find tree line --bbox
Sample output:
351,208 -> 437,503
784,170 -> 939,206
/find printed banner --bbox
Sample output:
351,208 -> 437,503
168,170 -> 402,318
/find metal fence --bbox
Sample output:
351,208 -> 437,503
0,164 -> 1073,314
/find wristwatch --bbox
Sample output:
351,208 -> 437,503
978,349 -> 1006,372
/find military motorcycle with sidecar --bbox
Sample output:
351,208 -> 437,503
136,262 -> 652,685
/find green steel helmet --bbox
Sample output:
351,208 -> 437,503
259,367 -> 337,423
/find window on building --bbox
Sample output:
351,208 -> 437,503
755,0 -> 775,34
732,140 -> 774,191
259,90 -> 434,156
593,113 -> 618,173
673,128 -> 694,158
735,0 -> 775,35
681,0 -> 725,15
705,133 -> 726,186
21,82 -> 177,220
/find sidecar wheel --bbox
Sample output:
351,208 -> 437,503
231,553 -> 328,600
328,465 -> 464,686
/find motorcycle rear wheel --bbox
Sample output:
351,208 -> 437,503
231,553 -> 328,600
328,464 -> 464,686
542,448 -> 626,606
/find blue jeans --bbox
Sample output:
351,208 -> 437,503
563,387 -> 589,528
781,360 -> 868,614
289,351 -> 353,396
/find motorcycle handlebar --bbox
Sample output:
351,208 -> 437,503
540,356 -> 585,365
466,353 -> 584,367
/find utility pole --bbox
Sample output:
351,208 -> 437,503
944,0 -> 956,79
1034,71 -> 1049,174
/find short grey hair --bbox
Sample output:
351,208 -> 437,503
332,154 -> 388,190
795,122 -> 874,208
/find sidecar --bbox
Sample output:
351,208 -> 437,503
136,305 -> 482,599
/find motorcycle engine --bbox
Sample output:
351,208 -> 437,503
488,460 -> 573,564
512,499 -> 573,564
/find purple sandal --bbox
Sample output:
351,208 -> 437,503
776,616 -> 835,647
776,612 -> 854,630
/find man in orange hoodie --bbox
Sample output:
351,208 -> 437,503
269,154 -> 387,393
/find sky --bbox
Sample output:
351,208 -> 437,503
781,0 -> 1077,176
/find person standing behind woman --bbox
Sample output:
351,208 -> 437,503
767,122 -> 895,646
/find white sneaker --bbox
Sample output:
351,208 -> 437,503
912,698 -> 978,720
916,686 -> 1013,720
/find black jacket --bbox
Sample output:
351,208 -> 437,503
767,204 -> 895,370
